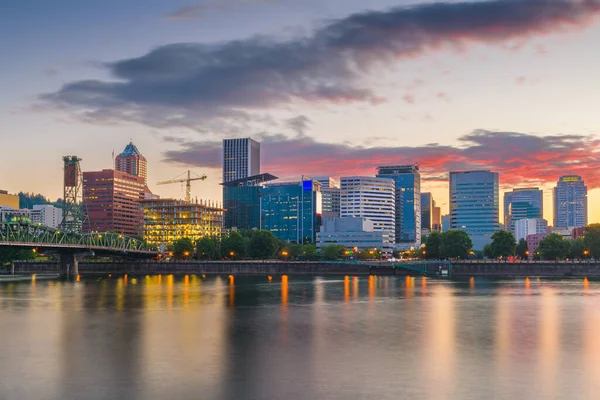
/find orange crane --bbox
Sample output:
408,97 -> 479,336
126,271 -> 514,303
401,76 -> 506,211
156,170 -> 207,203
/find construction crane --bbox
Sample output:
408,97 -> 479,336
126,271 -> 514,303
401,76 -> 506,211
156,170 -> 207,203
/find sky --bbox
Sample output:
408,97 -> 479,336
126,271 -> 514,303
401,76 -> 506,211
2,0 -> 600,223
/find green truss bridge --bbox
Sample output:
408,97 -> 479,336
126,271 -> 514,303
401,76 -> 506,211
1,220 -> 158,277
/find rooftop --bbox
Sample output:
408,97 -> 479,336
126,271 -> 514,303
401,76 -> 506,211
119,142 -> 143,158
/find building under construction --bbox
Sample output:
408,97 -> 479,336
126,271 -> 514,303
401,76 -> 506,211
140,198 -> 224,248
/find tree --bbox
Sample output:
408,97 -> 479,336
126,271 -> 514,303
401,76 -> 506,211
538,233 -> 571,260
172,237 -> 194,259
440,230 -> 473,259
570,238 -> 585,259
516,238 -> 529,259
424,231 -> 442,259
0,248 -> 35,267
249,230 -> 278,259
584,224 -> 600,259
300,244 -> 318,260
322,244 -> 346,260
483,243 -> 493,259
221,231 -> 246,259
196,237 -> 219,260
489,230 -> 517,258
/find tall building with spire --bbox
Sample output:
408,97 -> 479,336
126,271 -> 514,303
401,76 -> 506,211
115,141 -> 148,185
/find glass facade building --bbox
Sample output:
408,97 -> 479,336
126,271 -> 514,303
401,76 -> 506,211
260,179 -> 322,243
376,164 -> 421,245
222,173 -> 277,230
553,175 -> 587,229
421,192 -> 433,231
450,170 -> 500,250
503,188 -> 543,234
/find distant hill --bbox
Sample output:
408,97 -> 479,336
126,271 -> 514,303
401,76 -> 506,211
18,192 -> 63,209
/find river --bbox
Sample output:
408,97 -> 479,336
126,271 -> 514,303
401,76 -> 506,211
0,275 -> 598,400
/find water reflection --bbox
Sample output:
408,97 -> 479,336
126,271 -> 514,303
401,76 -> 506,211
0,276 -> 599,400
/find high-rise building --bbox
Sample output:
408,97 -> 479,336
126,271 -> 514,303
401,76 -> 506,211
30,205 -> 63,229
503,188 -> 543,233
554,175 -> 588,229
0,190 -> 19,209
450,170 -> 500,250
316,217 -> 394,255
141,199 -> 224,247
515,218 -> 548,241
340,176 -> 395,246
312,176 -> 340,219
376,164 -> 421,245
421,192 -> 433,231
222,138 -> 260,183
222,173 -> 278,230
82,169 -> 146,237
432,203 -> 441,231
115,142 -> 148,186
441,214 -> 450,232
260,178 -> 322,243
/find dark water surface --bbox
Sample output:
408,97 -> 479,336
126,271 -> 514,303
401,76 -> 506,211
1,275 -> 599,400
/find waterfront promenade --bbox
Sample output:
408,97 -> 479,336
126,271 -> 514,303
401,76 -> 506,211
9,259 -> 600,278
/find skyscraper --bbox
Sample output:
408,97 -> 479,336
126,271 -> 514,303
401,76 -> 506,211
553,175 -> 587,229
83,169 -> 146,236
376,164 -> 421,245
222,138 -> 260,183
260,178 -> 321,243
340,176 -> 395,245
503,188 -> 543,233
450,170 -> 500,250
421,192 -> 433,232
312,176 -> 340,219
115,142 -> 148,185
432,203 -> 441,231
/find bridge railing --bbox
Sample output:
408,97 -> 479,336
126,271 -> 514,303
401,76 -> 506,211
0,221 -> 156,252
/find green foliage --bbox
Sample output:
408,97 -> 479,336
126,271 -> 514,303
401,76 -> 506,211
196,236 -> 219,260
356,248 -> 382,260
221,231 -> 246,259
18,192 -> 62,209
570,238 -> 586,259
489,230 -> 517,258
172,237 -> 194,259
483,243 -> 493,259
424,231 -> 442,259
322,244 -> 346,260
538,233 -> 571,260
516,238 -> 529,259
0,248 -> 36,266
440,230 -> 473,259
584,224 -> 600,259
249,230 -> 278,259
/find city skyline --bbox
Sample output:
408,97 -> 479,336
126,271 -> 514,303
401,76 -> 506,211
2,0 -> 600,223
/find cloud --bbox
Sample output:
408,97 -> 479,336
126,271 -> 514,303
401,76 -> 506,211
40,0 -> 600,132
166,0 -> 278,20
162,130 -> 600,188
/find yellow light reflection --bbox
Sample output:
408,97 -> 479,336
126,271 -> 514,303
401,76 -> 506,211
344,276 -> 350,303
583,277 -> 589,293
281,275 -> 289,307
229,275 -> 235,307
124,274 -> 128,286
167,274 -> 174,309
368,275 -> 375,300
469,277 -> 475,289
352,276 -> 359,300
268,275 -> 273,282
75,274 -> 80,282
539,287 -> 559,395
116,278 -> 124,311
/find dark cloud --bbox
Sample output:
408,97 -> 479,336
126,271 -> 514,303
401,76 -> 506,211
40,0 -> 600,131
162,130 -> 600,188
166,0 -> 278,19
285,115 -> 312,136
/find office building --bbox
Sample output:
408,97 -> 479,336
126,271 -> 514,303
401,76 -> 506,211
115,142 -> 148,186
260,178 -> 322,243
450,170 -> 500,250
312,176 -> 341,219
504,188 -> 543,233
515,218 -> 548,241
441,214 -> 450,232
340,176 -> 395,244
376,164 -> 421,245
141,199 -> 224,247
432,204 -> 441,231
316,217 -> 394,255
222,138 -> 260,183
526,233 -> 547,257
554,175 -> 588,229
312,176 -> 340,189
29,205 -> 63,229
0,190 -> 19,209
421,192 -> 433,232
82,169 -> 146,237
222,173 -> 277,230
0,207 -> 30,223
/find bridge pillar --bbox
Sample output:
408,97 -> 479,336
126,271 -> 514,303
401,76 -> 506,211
59,253 -> 86,279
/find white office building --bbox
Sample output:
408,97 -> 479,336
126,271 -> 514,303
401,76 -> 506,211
30,205 -> 63,229
222,138 -> 261,183
515,218 -> 548,241
317,217 -> 394,255
340,176 -> 395,244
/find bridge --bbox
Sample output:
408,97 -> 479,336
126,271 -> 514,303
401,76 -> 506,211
1,220 -> 158,277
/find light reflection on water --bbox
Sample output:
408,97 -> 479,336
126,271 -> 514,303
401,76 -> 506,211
0,275 -> 599,400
